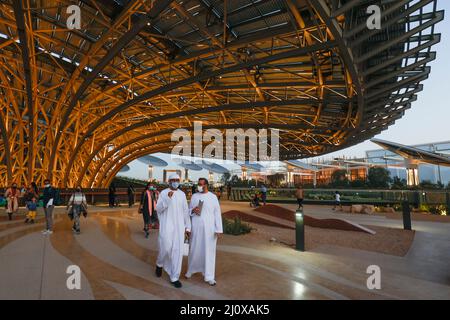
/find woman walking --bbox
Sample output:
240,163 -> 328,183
67,186 -> 87,234
5,183 -> 21,220
139,183 -> 159,238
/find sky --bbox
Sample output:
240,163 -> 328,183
120,2 -> 450,182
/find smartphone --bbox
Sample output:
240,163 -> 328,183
197,200 -> 204,215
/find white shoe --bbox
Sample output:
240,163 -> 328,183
47,230 -> 53,234
207,280 -> 216,286
42,230 -> 49,234
184,273 -> 192,279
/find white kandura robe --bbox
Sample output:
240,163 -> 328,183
187,191 -> 223,282
156,188 -> 191,282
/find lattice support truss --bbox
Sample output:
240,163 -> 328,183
0,0 -> 443,187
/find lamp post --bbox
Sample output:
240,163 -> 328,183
401,200 -> 412,231
148,165 -> 153,181
295,207 -> 305,251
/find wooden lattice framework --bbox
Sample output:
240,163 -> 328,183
0,0 -> 443,187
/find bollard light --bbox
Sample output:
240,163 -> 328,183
402,200 -> 412,231
295,208 -> 305,251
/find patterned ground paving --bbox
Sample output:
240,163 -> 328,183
0,202 -> 449,300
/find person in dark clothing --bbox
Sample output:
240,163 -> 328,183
30,182 -> 39,196
42,179 -> 56,235
139,183 -> 159,238
108,183 -> 116,207
250,193 -> 260,207
227,185 -> 231,200
260,184 -> 267,205
127,184 -> 135,207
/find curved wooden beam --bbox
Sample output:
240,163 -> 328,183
62,40 -> 339,182
71,98 -> 348,185
103,147 -> 173,188
82,123 -> 344,185
0,108 -> 12,183
13,0 -> 35,180
89,140 -> 175,188
47,0 -> 174,179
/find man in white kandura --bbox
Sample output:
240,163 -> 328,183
186,177 -> 223,286
155,173 -> 191,288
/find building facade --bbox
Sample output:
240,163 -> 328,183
366,141 -> 450,185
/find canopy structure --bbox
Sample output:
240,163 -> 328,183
240,162 -> 265,172
199,161 -> 229,174
371,139 -> 450,167
137,155 -> 169,167
177,160 -> 203,171
285,160 -> 319,172
0,0 -> 442,187
118,164 -> 130,173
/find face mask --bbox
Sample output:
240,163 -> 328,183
45,184 -> 50,188
149,186 -> 155,191
170,182 -> 179,189
197,185 -> 204,193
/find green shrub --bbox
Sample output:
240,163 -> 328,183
222,216 -> 253,235
429,204 -> 447,215
415,204 -> 447,215
418,204 -> 430,213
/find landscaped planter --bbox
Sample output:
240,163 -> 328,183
385,211 -> 450,223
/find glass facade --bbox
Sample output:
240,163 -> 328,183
366,141 -> 450,185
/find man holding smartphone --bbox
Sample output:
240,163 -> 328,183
155,173 -> 190,288
185,178 -> 223,286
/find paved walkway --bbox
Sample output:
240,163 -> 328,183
0,202 -> 449,300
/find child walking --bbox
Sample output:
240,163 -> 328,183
333,191 -> 342,211
25,197 -> 38,224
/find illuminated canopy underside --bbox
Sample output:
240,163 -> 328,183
371,138 -> 450,167
0,0 -> 443,187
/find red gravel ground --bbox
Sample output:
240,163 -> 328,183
222,210 -> 294,230
254,204 -> 374,233
254,204 -> 295,222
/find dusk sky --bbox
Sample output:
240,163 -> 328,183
122,1 -> 450,182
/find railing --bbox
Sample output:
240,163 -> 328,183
2,187 -> 449,209
229,187 -> 450,207
0,187 -> 195,206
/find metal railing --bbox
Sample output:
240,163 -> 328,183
0,187 -> 195,206
229,187 -> 450,208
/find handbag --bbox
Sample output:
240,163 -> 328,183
183,234 -> 190,257
81,200 -> 88,218
183,240 -> 190,257
67,197 -> 74,220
